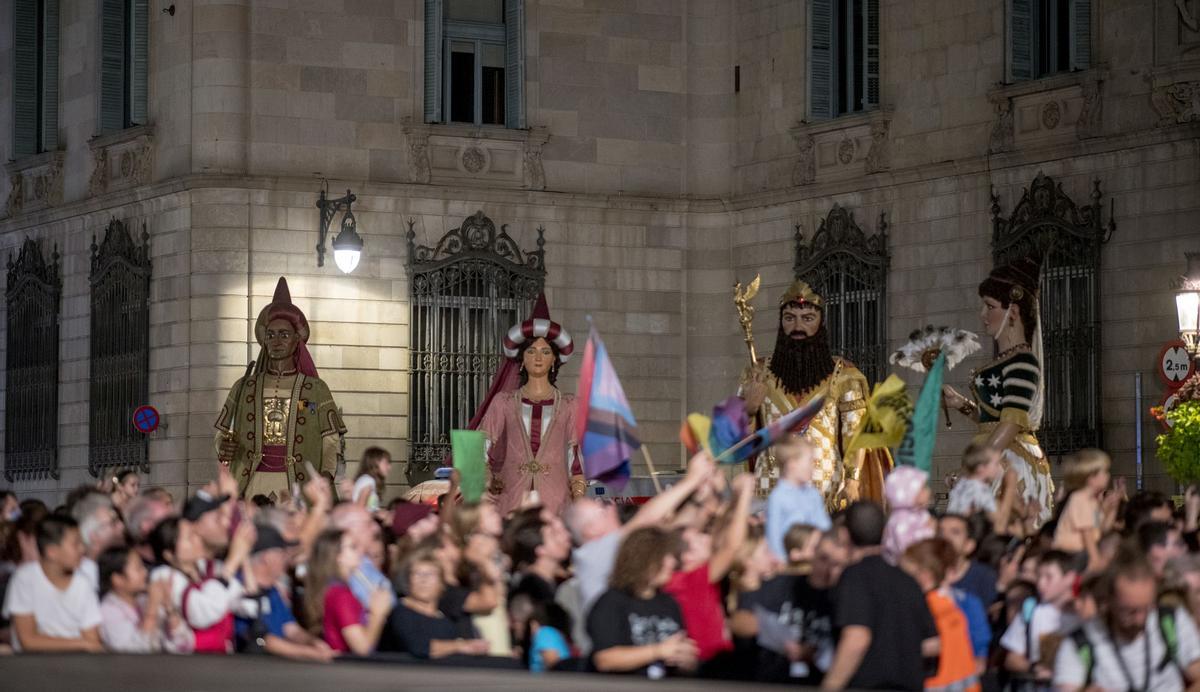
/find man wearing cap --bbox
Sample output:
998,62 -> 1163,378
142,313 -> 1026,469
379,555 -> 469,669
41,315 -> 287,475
236,524 -> 334,662
214,277 -> 347,499
477,302 -> 582,517
740,280 -> 891,506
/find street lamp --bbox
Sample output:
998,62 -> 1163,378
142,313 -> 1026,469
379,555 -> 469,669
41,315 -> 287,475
316,186 -> 363,274
1177,253 -> 1200,359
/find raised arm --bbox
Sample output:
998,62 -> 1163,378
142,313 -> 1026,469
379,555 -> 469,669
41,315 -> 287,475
709,473 -> 755,582
625,451 -> 715,532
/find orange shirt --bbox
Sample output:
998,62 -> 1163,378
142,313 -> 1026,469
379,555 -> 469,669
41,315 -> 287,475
924,590 -> 980,692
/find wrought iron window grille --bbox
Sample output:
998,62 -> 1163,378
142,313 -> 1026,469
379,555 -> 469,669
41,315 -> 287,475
406,211 -> 545,484
794,205 -> 891,386
5,237 -> 61,482
89,218 -> 151,477
991,172 -> 1114,458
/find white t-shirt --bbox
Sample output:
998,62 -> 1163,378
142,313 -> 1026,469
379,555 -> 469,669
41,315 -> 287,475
574,530 -> 623,616
1000,602 -> 1077,664
946,477 -> 997,516
78,557 -> 99,593
1054,608 -> 1200,692
1,561 -> 102,651
352,475 -> 379,512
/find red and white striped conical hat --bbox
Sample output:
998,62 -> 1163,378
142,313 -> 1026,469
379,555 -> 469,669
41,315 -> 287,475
501,293 -> 573,363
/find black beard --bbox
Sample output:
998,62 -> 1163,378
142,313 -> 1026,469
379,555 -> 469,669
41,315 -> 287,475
769,325 -> 835,396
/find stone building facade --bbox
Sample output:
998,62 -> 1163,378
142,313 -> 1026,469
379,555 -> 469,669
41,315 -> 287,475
1,0 -> 1198,503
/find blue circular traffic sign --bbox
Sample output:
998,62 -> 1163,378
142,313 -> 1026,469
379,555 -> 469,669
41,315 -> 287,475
133,405 -> 160,434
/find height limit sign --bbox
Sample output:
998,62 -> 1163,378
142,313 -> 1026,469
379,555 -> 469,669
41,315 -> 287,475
1159,340 -> 1194,390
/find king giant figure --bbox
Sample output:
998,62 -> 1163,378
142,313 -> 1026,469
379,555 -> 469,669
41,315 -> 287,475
215,277 -> 347,498
740,280 -> 891,505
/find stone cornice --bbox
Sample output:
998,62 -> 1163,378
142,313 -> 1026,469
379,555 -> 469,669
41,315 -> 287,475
0,119 -> 1198,232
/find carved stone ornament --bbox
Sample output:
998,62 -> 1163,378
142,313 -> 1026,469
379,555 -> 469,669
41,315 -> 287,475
5,172 -> 23,218
88,148 -> 109,198
989,97 -> 1015,153
1151,80 -> 1200,125
791,130 -> 816,186
864,119 -> 891,173
403,123 -> 432,184
837,137 -> 856,164
461,146 -> 487,174
1041,101 -> 1062,129
4,152 -> 65,216
1076,77 -> 1103,138
87,126 -> 154,197
522,127 -> 549,191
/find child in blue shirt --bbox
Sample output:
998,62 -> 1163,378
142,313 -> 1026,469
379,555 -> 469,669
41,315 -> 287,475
525,601 -> 572,673
766,438 -> 831,560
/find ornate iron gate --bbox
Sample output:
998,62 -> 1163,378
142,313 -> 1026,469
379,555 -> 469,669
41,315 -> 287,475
89,218 -> 151,477
794,205 -> 891,385
5,238 -> 61,481
406,211 -> 545,484
991,173 -> 1114,457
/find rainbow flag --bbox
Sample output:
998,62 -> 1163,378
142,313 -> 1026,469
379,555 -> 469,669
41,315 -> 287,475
717,392 -> 827,464
680,396 -> 752,461
576,326 -> 640,490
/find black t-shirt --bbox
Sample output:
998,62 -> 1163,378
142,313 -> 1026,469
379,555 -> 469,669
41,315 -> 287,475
510,572 -> 557,607
586,588 -> 685,678
833,554 -> 937,691
438,585 -> 471,623
737,573 -> 834,684
380,601 -> 477,658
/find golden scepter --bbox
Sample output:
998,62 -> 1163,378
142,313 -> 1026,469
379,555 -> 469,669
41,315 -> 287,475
733,274 -> 761,365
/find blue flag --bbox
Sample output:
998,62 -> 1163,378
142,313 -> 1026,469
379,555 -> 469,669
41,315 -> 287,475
895,351 -> 946,472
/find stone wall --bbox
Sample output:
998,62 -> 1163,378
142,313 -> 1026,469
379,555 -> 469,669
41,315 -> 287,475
1,0 -> 1199,503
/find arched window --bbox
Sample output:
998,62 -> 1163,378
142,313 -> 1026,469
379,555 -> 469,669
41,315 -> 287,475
991,172 -> 1113,457
794,205 -> 890,385
5,238 -> 60,481
89,218 -> 151,477
406,211 -> 544,484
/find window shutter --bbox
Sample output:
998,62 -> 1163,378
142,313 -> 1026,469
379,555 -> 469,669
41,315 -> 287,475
41,0 -> 60,151
808,0 -> 835,120
863,0 -> 880,108
423,0 -> 443,123
12,0 -> 39,157
100,0 -> 126,133
1069,0 -> 1091,71
130,0 -> 149,125
504,0 -> 524,129
1009,0 -> 1034,82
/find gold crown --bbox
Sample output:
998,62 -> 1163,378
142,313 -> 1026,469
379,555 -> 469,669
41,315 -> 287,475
778,279 -> 824,308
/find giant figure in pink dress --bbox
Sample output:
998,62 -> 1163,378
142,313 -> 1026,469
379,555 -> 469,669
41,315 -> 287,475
477,305 -> 584,517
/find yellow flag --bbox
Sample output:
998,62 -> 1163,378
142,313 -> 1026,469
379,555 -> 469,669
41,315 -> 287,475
846,374 -> 913,455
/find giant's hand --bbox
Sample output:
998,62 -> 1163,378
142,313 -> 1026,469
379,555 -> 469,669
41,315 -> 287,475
741,362 -> 771,415
217,434 -> 238,467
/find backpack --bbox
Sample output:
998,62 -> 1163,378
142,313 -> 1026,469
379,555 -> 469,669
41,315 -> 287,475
1069,606 -> 1181,687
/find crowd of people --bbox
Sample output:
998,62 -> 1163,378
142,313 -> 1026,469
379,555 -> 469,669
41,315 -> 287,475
1,441 -> 1200,691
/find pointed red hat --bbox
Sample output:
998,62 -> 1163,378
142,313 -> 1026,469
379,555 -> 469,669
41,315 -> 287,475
501,292 -> 573,363
254,277 -> 319,376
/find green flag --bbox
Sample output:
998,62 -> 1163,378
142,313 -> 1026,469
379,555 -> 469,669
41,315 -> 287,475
895,351 -> 946,472
450,429 -> 487,503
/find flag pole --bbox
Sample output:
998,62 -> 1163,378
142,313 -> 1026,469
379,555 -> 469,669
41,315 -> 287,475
713,386 -> 830,464
640,447 -> 664,495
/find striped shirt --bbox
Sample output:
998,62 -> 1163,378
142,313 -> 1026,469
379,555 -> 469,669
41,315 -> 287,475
971,351 -> 1040,428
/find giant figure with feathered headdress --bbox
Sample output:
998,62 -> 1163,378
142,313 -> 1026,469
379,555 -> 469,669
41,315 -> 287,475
214,277 -> 347,498
740,280 -> 892,506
